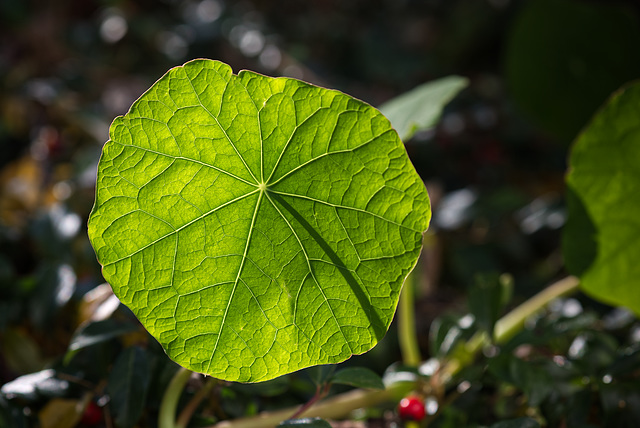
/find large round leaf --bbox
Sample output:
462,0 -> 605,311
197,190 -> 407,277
88,59 -> 430,382
564,82 -> 640,315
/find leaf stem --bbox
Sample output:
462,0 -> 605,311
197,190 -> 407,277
288,383 -> 331,420
398,273 -> 421,367
177,377 -> 217,428
159,367 -> 192,428
441,275 -> 580,380
206,276 -> 580,428
211,382 -> 412,428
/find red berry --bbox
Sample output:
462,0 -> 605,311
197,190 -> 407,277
80,401 -> 102,426
398,395 -> 426,421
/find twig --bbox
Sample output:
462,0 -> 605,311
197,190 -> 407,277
398,272 -> 421,367
176,376 -> 217,428
204,276 -> 581,428
159,367 -> 192,428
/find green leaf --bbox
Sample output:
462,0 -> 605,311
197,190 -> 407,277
564,82 -> 640,315
107,347 -> 151,428
64,319 -> 138,364
378,76 -> 468,141
505,0 -> 640,142
468,272 -> 508,339
329,367 -> 384,390
0,370 -> 67,401
88,59 -> 431,382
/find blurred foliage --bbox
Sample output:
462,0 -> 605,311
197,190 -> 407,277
1,0 -> 639,426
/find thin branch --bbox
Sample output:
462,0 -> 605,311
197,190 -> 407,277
206,276 -> 581,428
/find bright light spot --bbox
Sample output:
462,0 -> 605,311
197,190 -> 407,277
458,314 -> 475,329
1,370 -> 56,398
53,181 -> 72,201
425,397 -> 439,415
196,0 -> 222,23
259,45 -> 282,70
457,380 -> 471,393
440,326 -> 461,354
569,335 -> 587,359
561,298 -> 583,318
239,29 -> 265,57
157,31 -> 188,60
55,264 -> 77,306
59,213 -> 81,238
418,358 -> 440,376
435,188 -> 477,230
382,371 -> 417,388
100,13 -> 128,44
546,210 -> 566,229
553,355 -> 566,367
50,204 -> 81,239
602,374 -> 613,384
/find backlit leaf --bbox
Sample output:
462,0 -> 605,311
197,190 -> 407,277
379,76 -> 468,141
88,59 -> 430,382
564,82 -> 640,315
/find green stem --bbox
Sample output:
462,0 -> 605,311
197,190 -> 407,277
494,275 -> 579,344
399,272 -> 421,367
441,276 -> 580,380
206,276 -> 580,428
211,382 -> 413,428
159,367 -> 192,428
177,377 -> 217,428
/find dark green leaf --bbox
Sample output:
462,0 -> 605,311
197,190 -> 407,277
468,272 -> 506,338
429,314 -> 474,357
505,0 -> 640,142
562,186 -> 597,277
107,346 -> 151,428
330,367 -> 384,390
87,59 -> 431,382
0,370 -> 68,401
64,319 -> 139,364
306,365 -> 336,387
564,82 -> 640,315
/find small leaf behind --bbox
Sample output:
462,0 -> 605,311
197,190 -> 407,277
330,367 -> 385,390
107,346 -> 150,428
64,319 -> 139,364
379,76 -> 468,141
564,81 -> 640,315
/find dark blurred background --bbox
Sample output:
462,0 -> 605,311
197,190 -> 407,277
1,0 -> 640,425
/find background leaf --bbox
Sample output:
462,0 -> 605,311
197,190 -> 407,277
467,272 -> 508,339
378,76 -> 468,141
329,367 -> 384,390
64,319 -> 139,363
88,59 -> 430,382
564,82 -> 640,315
505,0 -> 640,142
107,346 -> 150,428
